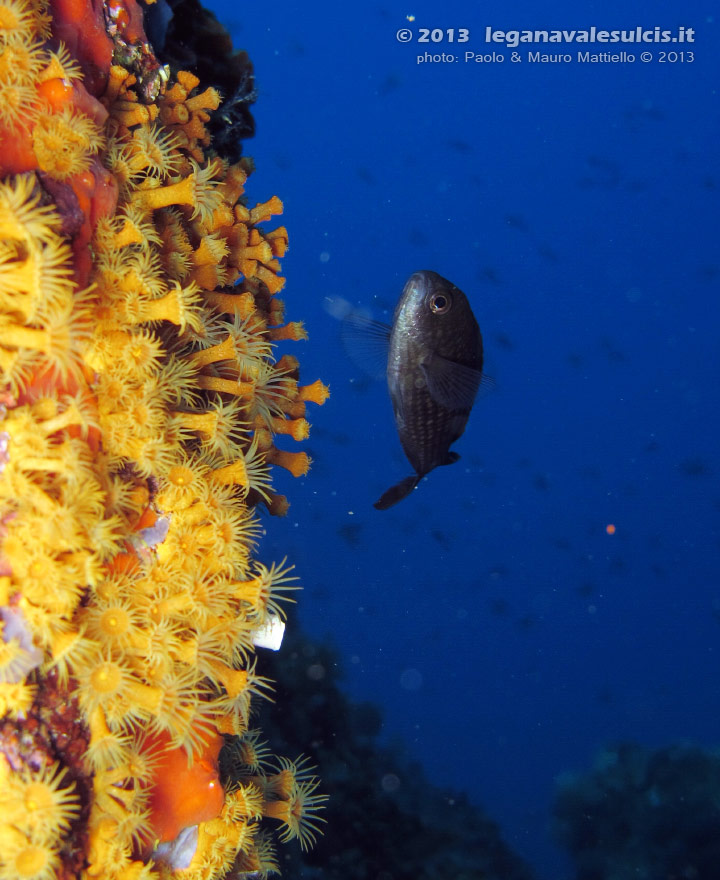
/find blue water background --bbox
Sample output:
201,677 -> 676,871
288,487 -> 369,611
207,1 -> 718,875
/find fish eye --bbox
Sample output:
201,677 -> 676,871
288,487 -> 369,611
428,292 -> 452,314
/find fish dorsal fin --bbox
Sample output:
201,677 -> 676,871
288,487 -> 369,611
420,354 -> 484,410
340,312 -> 391,380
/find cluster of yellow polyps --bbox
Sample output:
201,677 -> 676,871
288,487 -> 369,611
0,759 -> 81,880
0,0 -> 104,179
0,1 -> 329,877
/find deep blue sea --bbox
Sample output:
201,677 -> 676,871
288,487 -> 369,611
207,1 -> 718,876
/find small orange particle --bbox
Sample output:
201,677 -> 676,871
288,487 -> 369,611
605,524 -> 616,535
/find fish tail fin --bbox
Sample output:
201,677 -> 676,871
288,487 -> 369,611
373,475 -> 421,510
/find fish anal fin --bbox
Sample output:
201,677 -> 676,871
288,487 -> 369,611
441,451 -> 460,467
373,474 -> 421,510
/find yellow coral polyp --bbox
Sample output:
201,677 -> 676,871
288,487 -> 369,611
239,831 -> 279,876
0,0 -> 37,36
132,174 -> 196,214
269,320 -> 308,342
0,35 -> 44,85
93,328 -> 165,375
1,297 -> 90,391
81,596 -> 145,652
0,320 -> 48,352
129,124 -> 181,178
204,290 -> 256,320
193,233 -> 230,266
210,439 -> 273,501
112,99 -> 158,128
230,558 -> 298,620
30,394 -> 92,438
0,174 -> 60,244
184,86 -> 221,114
39,44 -> 83,84
261,761 -> 328,852
196,374 -> 255,398
189,333 -> 235,369
131,159 -> 222,225
2,761 -> 80,840
232,731 -> 273,773
32,105 -> 104,180
0,77 -> 37,129
258,414 -> 309,441
167,463 -> 197,487
0,680 -> 37,716
76,655 -> 164,726
3,840 -> 60,880
254,264 -> 285,294
265,226 -> 288,256
266,447 -> 311,478
103,140 -> 142,196
171,408 -> 217,439
297,380 -> 330,408
118,250 -> 166,299
150,673 -> 214,754
0,231 -> 75,325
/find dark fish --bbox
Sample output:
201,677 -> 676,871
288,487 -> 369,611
375,270 -> 484,509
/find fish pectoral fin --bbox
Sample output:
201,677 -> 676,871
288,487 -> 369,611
340,311 -> 392,380
420,355 -> 483,410
373,474 -> 421,510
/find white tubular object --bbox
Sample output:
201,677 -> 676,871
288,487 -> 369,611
251,614 -> 285,651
